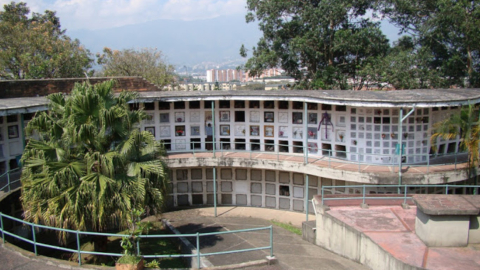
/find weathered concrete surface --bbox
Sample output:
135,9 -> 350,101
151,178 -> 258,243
413,195 -> 479,247
160,207 -> 368,270
165,154 -> 471,185
413,195 -> 479,216
416,210 -> 470,247
314,202 -> 480,270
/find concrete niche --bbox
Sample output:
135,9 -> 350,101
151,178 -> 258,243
206,181 -> 217,192
191,169 -> 202,180
265,170 -> 276,182
279,198 -> 290,210
207,194 -> 218,204
251,195 -> 262,207
176,169 -> 188,180
308,176 -> 318,187
192,194 -> 203,205
177,182 -> 189,193
293,200 -> 304,211
293,173 -> 304,185
265,184 -> 276,195
206,168 -> 214,180
221,181 -> 233,192
293,186 -> 304,198
251,183 -> 262,194
251,169 -> 262,181
221,168 -> 232,180
222,194 -> 233,204
236,194 -> 247,205
236,169 -> 247,180
279,172 -> 290,183
177,195 -> 189,206
266,196 -> 276,208
192,182 -> 203,193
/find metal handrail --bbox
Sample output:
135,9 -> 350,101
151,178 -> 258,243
0,212 -> 273,269
319,184 -> 480,205
162,140 -> 469,173
0,168 -> 22,194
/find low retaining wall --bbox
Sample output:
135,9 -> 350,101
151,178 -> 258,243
314,205 -> 421,270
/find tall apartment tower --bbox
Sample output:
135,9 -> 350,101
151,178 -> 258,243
206,69 -> 244,82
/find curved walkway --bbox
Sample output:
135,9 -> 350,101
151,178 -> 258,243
166,152 -> 469,175
0,207 -> 368,270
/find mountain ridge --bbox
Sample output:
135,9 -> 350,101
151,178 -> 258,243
67,14 -> 262,66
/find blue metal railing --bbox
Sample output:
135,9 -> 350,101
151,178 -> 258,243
0,168 -> 21,195
0,212 -> 274,268
319,184 -> 480,205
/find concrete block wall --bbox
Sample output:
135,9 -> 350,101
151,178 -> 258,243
170,167 -> 350,212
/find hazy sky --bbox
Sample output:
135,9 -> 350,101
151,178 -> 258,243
0,0 -> 247,30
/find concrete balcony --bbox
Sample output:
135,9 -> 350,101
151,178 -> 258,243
166,151 -> 472,185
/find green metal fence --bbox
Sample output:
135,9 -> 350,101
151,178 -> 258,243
163,140 -> 469,173
0,212 -> 274,268
0,168 -> 21,194
319,184 -> 480,205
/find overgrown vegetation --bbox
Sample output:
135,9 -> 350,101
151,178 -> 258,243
271,220 -> 302,236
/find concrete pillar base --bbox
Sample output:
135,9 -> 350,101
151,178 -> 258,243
266,256 -> 277,265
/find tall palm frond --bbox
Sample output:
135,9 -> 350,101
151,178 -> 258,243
431,104 -> 480,174
20,80 -> 170,245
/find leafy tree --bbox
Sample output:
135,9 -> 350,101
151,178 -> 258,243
0,2 -> 93,79
382,0 -> 480,87
359,36 -> 443,89
97,47 -> 176,88
241,0 -> 389,89
20,80 -> 170,252
431,104 -> 480,186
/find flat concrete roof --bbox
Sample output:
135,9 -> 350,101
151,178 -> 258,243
0,96 -> 48,116
413,194 -> 480,215
2,88 -> 480,115
138,88 -> 480,108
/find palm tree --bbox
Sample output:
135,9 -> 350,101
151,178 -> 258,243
431,104 -> 480,188
20,80 -> 170,252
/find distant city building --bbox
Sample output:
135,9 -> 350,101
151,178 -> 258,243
206,69 -> 244,82
206,68 -> 285,82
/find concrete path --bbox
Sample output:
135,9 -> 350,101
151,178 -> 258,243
160,207 -> 368,270
0,206 -> 369,270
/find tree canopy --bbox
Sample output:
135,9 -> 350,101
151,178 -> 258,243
242,0 -> 480,89
20,80 -> 170,243
0,2 -> 93,80
382,0 -> 480,88
97,47 -> 176,88
241,0 -> 389,90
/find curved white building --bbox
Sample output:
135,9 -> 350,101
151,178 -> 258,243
1,77 -> 479,212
